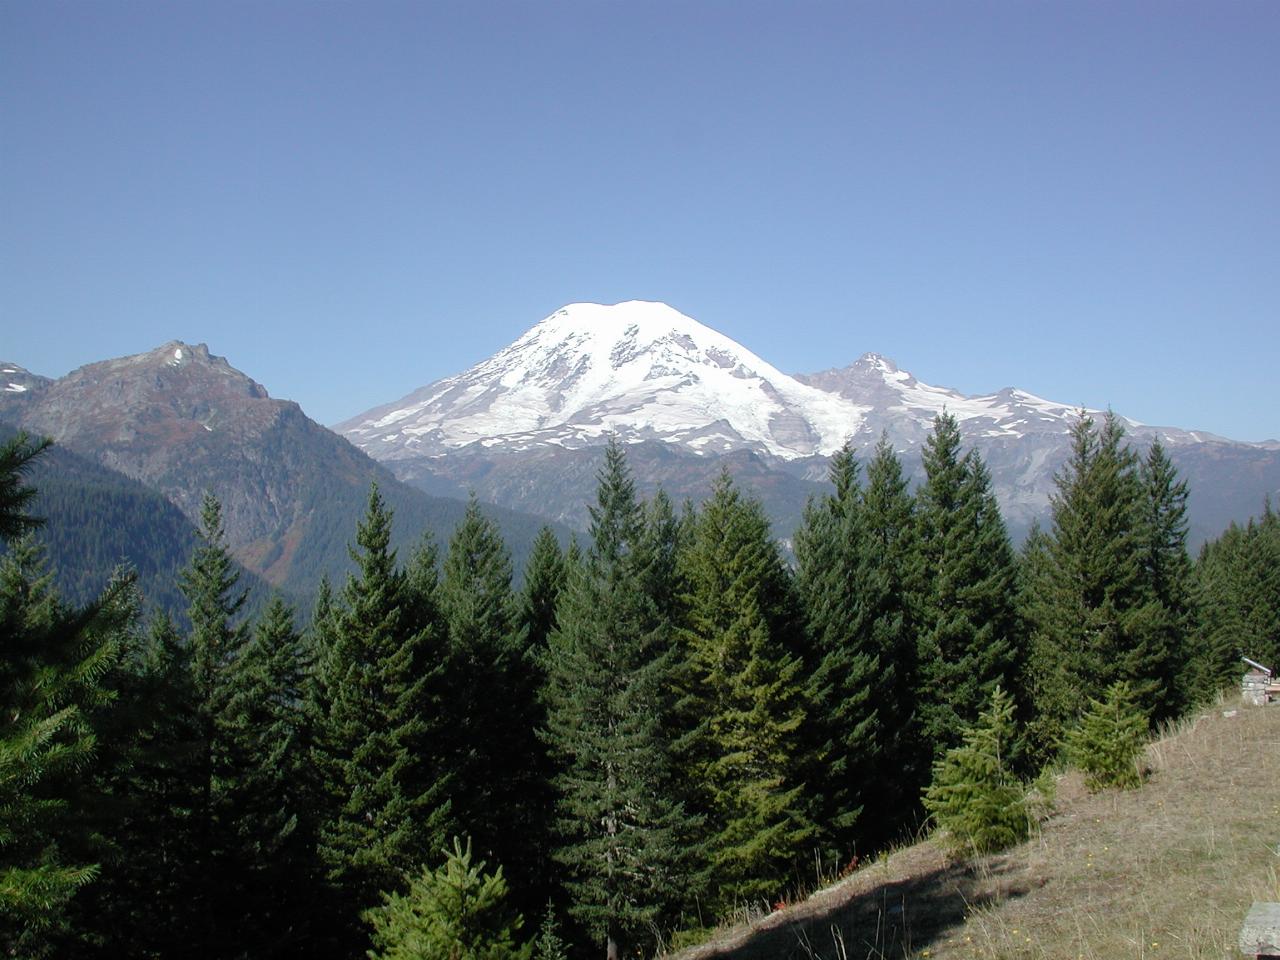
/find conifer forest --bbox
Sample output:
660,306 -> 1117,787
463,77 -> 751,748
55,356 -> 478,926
2,412 -> 1277,959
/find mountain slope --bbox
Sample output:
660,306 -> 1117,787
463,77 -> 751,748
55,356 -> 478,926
0,422 -> 202,612
673,702 -> 1279,960
338,300 -> 872,460
0,344 -> 568,599
339,301 -> 1279,544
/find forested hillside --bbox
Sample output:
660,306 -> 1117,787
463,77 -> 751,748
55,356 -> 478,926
2,412 -> 1277,960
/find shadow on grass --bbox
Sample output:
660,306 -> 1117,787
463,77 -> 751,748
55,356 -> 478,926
696,857 -> 1037,960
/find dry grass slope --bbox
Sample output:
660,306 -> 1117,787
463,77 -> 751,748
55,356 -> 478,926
671,699 -> 1280,960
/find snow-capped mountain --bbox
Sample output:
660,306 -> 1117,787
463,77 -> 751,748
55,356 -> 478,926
338,300 -> 1278,543
339,301 -> 871,459
339,300 -> 1107,460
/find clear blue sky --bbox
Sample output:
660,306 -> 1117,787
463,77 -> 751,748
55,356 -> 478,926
3,1 -> 1277,440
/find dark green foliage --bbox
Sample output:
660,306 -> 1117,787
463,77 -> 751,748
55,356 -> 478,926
75,610 -> 204,958
858,437 -> 923,824
312,484 -> 453,934
678,470 -> 814,910
182,494 -> 250,719
177,494 -> 253,951
794,438 -> 925,857
1138,440 -> 1196,704
0,436 -> 138,955
262,458 -> 570,610
519,526 -> 566,652
0,542 -> 133,955
220,594 -> 319,953
541,439 -> 696,957
1022,413 -> 1175,758
0,424 -> 267,618
0,430 -> 50,539
923,687 -> 1029,856
366,837 -> 531,960
793,447 -> 876,852
915,414 -> 1021,765
1189,503 -> 1280,695
439,497 -> 549,912
1064,681 -> 1147,791
635,489 -> 687,630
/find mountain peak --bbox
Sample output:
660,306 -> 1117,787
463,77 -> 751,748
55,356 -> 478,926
340,301 -> 866,459
0,362 -> 49,396
546,300 -> 694,326
855,352 -> 902,375
527,301 -> 727,360
150,341 -> 211,367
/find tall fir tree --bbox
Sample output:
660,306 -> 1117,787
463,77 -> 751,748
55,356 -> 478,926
1137,439 -> 1195,705
519,526 -> 567,653
914,414 -> 1021,766
439,497 -> 549,914
541,439 -> 696,959
792,446 -> 878,856
311,484 -> 453,946
177,493 -> 252,955
0,541 -> 135,956
74,609 -> 204,959
677,470 -> 814,910
220,595 -> 318,956
0,434 -> 136,956
857,435 -> 923,834
1022,413 -> 1172,758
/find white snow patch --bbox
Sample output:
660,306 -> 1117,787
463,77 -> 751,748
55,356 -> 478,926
1,368 -> 16,374
340,301 -> 1098,460
349,301 -> 873,459
5,383 -> 27,393
202,424 -> 212,431
174,348 -> 184,360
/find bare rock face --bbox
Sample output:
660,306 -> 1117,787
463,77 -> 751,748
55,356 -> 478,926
0,342 -> 566,595
1,342 -> 303,548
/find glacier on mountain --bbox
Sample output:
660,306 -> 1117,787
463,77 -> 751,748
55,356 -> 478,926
339,300 -> 1095,461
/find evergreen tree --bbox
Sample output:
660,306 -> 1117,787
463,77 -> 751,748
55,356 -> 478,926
0,431 -> 50,540
532,903 -> 569,960
366,838 -> 531,960
915,414 -> 1021,765
635,489 -> 687,630
220,595 -> 318,955
541,439 -> 695,959
678,470 -> 814,910
1190,504 -> 1280,692
923,687 -> 1029,856
857,436 -> 923,832
0,541 -> 134,956
1064,681 -> 1148,791
78,609 -> 204,959
312,484 -> 452,941
0,436 -> 136,955
439,497 -> 548,913
1023,413 -> 1172,757
1137,440 -> 1195,709
177,493 -> 252,953
519,526 -> 567,652
792,447 -> 878,856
